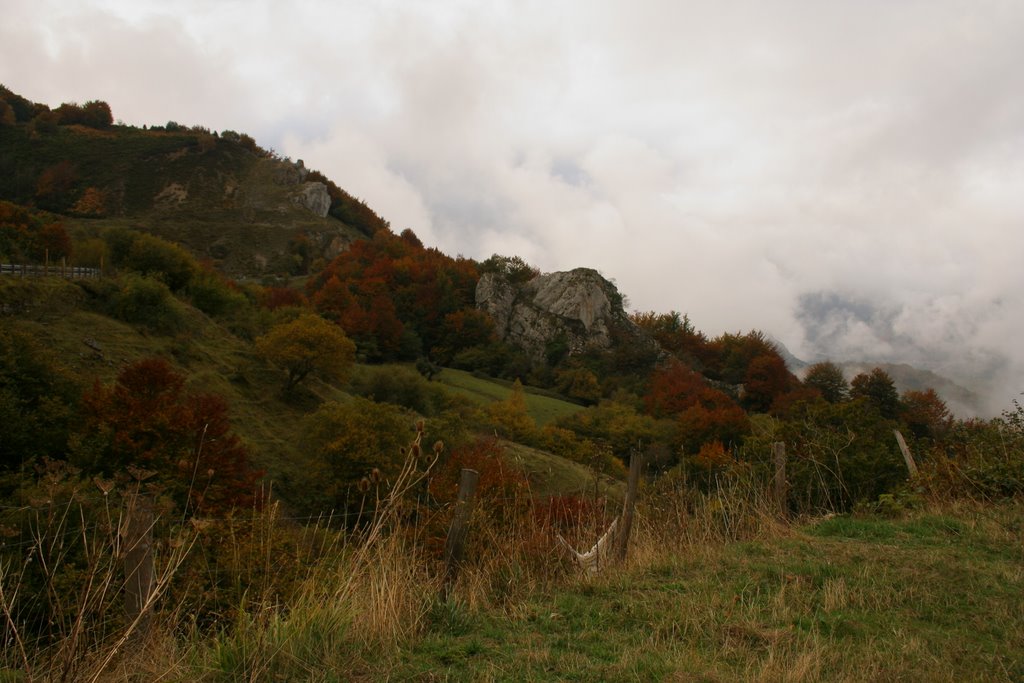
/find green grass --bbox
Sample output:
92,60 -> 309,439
1,278 -> 610,510
434,368 -> 585,426
0,277 -> 348,503
503,441 -> 625,501
381,504 -> 1024,682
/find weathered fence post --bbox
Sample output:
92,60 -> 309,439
122,494 -> 154,639
442,468 -> 479,600
614,451 -> 644,562
893,430 -> 918,478
772,441 -> 788,518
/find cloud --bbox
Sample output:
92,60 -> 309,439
3,0 -> 1023,411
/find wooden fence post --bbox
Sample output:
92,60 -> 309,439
893,430 -> 918,478
442,468 -> 480,600
123,495 -> 154,639
772,442 -> 788,518
614,451 -> 644,562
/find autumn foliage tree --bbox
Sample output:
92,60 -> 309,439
35,161 -> 79,211
741,353 -> 793,412
643,360 -> 750,454
485,379 -> 538,442
703,330 -> 781,385
73,358 -> 262,513
645,360 -> 712,418
70,187 -> 108,217
307,230 -> 479,361
630,310 -> 707,367
300,397 -> 412,511
900,388 -> 953,440
0,201 -> 38,261
255,313 -> 356,392
54,100 -> 113,129
0,201 -> 71,263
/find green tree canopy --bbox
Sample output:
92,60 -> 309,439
804,361 -> 849,404
851,367 -> 900,420
301,397 -> 412,509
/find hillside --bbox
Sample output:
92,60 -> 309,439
0,275 -> 612,504
3,86 -> 1024,683
0,93 -> 384,278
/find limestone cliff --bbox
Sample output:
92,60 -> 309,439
476,268 -> 658,364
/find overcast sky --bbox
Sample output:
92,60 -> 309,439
3,0 -> 1023,413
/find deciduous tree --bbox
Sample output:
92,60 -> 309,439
74,358 -> 262,513
851,367 -> 900,419
301,397 -> 411,509
742,353 -> 792,413
255,314 -> 356,391
804,361 -> 849,403
900,388 -> 952,440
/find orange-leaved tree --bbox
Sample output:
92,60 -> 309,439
485,378 -> 538,442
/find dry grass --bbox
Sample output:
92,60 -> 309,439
5,451 -> 1024,681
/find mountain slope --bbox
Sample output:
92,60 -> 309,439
0,112 -> 378,277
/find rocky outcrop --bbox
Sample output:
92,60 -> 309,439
292,181 -> 331,217
477,268 -> 657,364
153,182 -> 187,209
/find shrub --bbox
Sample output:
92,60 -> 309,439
71,357 -> 263,514
429,436 -> 531,525
124,233 -> 197,291
300,398 -> 414,513
72,236 -> 109,269
558,400 -> 673,465
484,379 -> 538,442
113,274 -> 185,333
772,398 -> 906,512
348,364 -> 448,415
0,329 -> 80,470
187,268 -> 247,317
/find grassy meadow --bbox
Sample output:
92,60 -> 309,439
17,498 -> 1017,682
388,504 -> 1024,681
434,368 -> 587,427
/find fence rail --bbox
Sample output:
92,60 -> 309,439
0,263 -> 101,279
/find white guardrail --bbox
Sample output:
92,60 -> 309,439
0,263 -> 101,279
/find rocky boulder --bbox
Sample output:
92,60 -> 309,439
477,268 -> 656,364
292,181 -> 331,217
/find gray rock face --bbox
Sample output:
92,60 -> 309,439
477,267 -> 653,364
293,182 -> 331,217
476,273 -> 518,337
